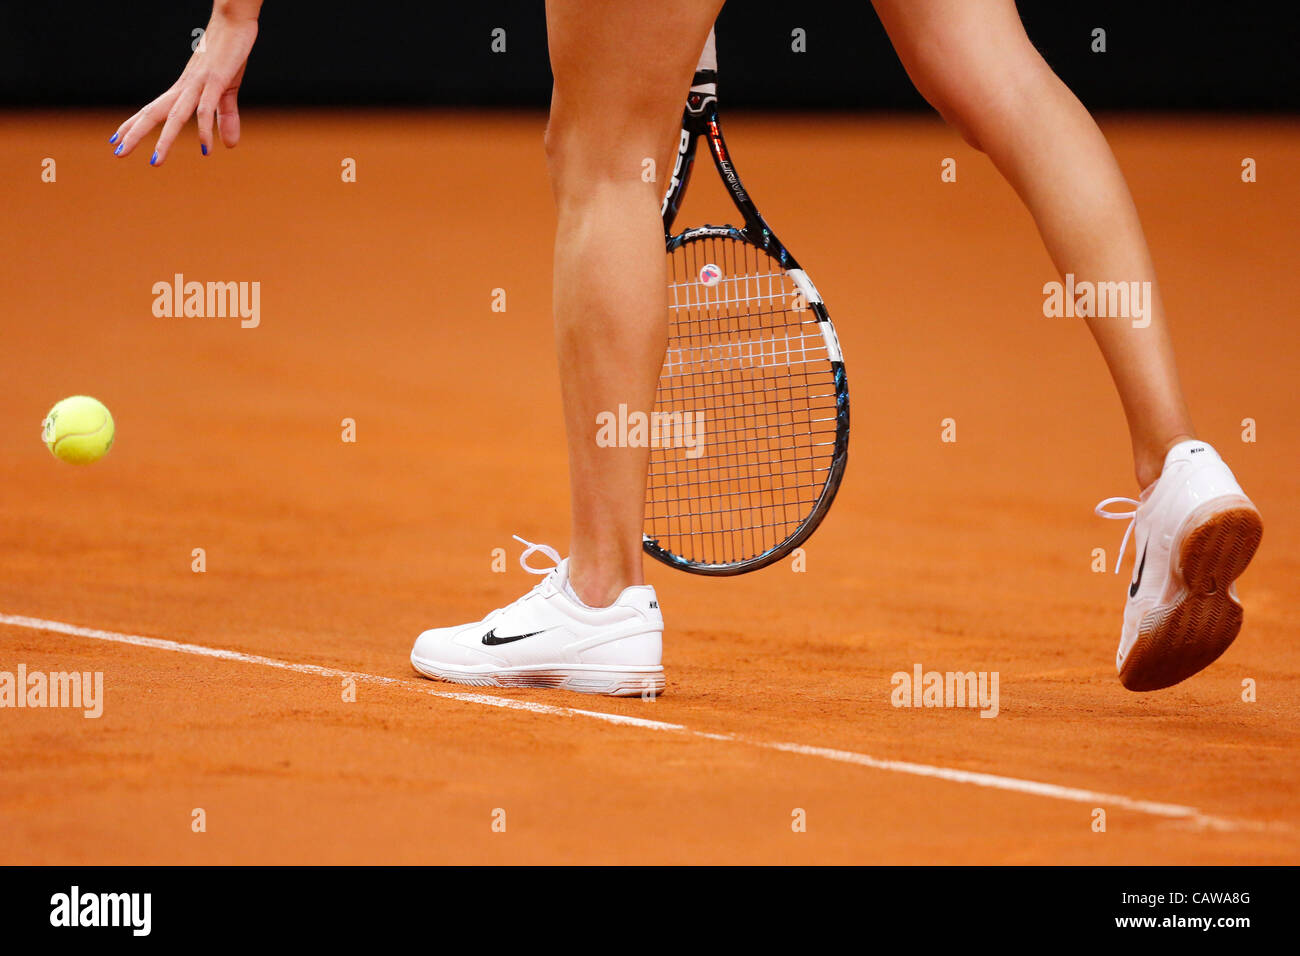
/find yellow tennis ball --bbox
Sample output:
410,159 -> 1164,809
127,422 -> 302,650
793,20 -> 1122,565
42,396 -> 115,464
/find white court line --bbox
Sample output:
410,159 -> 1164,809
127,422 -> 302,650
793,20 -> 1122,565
0,612 -> 1275,834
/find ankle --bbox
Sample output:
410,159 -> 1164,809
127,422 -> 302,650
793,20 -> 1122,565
1135,432 -> 1196,490
567,558 -> 641,609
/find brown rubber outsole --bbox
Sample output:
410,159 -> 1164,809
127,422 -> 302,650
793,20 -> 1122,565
1120,502 -> 1263,692
410,654 -> 666,698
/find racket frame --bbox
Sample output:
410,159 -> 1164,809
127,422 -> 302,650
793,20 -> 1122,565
644,56 -> 851,575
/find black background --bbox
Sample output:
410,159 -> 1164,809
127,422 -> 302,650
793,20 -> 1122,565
2,1 -> 1297,111
1,866 -> 1285,943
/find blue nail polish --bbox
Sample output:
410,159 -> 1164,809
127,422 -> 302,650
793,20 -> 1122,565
201,144 -> 208,156
109,133 -> 119,144
150,151 -> 159,166
113,143 -> 123,156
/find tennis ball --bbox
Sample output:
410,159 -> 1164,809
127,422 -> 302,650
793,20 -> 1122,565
42,396 -> 115,464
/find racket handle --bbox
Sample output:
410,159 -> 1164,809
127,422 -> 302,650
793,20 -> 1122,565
696,27 -> 717,72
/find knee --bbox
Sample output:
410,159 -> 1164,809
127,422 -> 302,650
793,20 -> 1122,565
543,114 -> 566,189
544,93 -> 674,202
927,94 -> 987,153
543,107 -> 574,188
543,105 -> 573,173
899,32 -> 1047,154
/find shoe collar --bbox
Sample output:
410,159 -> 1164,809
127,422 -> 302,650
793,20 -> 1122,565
1162,439 -> 1219,472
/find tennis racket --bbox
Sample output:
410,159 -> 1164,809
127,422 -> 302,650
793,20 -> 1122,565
643,28 -> 850,576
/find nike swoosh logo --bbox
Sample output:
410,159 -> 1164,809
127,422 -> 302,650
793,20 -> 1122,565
482,627 -> 552,646
1129,542 -> 1148,598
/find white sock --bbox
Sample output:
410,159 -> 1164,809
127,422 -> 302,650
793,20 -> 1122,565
562,577 -> 598,609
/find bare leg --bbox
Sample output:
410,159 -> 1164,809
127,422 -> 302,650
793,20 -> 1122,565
873,0 -> 1195,489
545,0 -> 724,606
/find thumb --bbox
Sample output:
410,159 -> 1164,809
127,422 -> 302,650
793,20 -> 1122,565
217,87 -> 241,148
216,69 -> 244,147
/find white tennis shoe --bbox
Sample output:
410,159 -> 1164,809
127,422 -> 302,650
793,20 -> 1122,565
1096,439 -> 1262,691
411,536 -> 665,697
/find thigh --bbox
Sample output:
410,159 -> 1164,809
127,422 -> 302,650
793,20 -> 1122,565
872,0 -> 1028,57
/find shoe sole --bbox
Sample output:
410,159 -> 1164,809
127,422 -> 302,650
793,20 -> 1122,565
410,653 -> 665,698
1120,498 -> 1263,691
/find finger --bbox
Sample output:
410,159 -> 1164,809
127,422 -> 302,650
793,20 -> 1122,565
196,85 -> 219,156
150,84 -> 201,166
216,86 -> 242,149
109,109 -> 144,150
114,100 -> 169,158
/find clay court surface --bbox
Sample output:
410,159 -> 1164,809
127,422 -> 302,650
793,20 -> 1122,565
1,112 -> 1297,864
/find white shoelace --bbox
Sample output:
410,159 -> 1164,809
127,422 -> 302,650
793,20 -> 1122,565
481,535 -> 563,622
512,534 -> 561,575
1094,497 -> 1140,574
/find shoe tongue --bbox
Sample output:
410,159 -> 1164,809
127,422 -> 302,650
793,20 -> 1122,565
549,557 -> 571,589
1164,439 -> 1219,468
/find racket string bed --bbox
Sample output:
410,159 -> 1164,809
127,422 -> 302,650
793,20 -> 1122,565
646,235 -> 839,567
